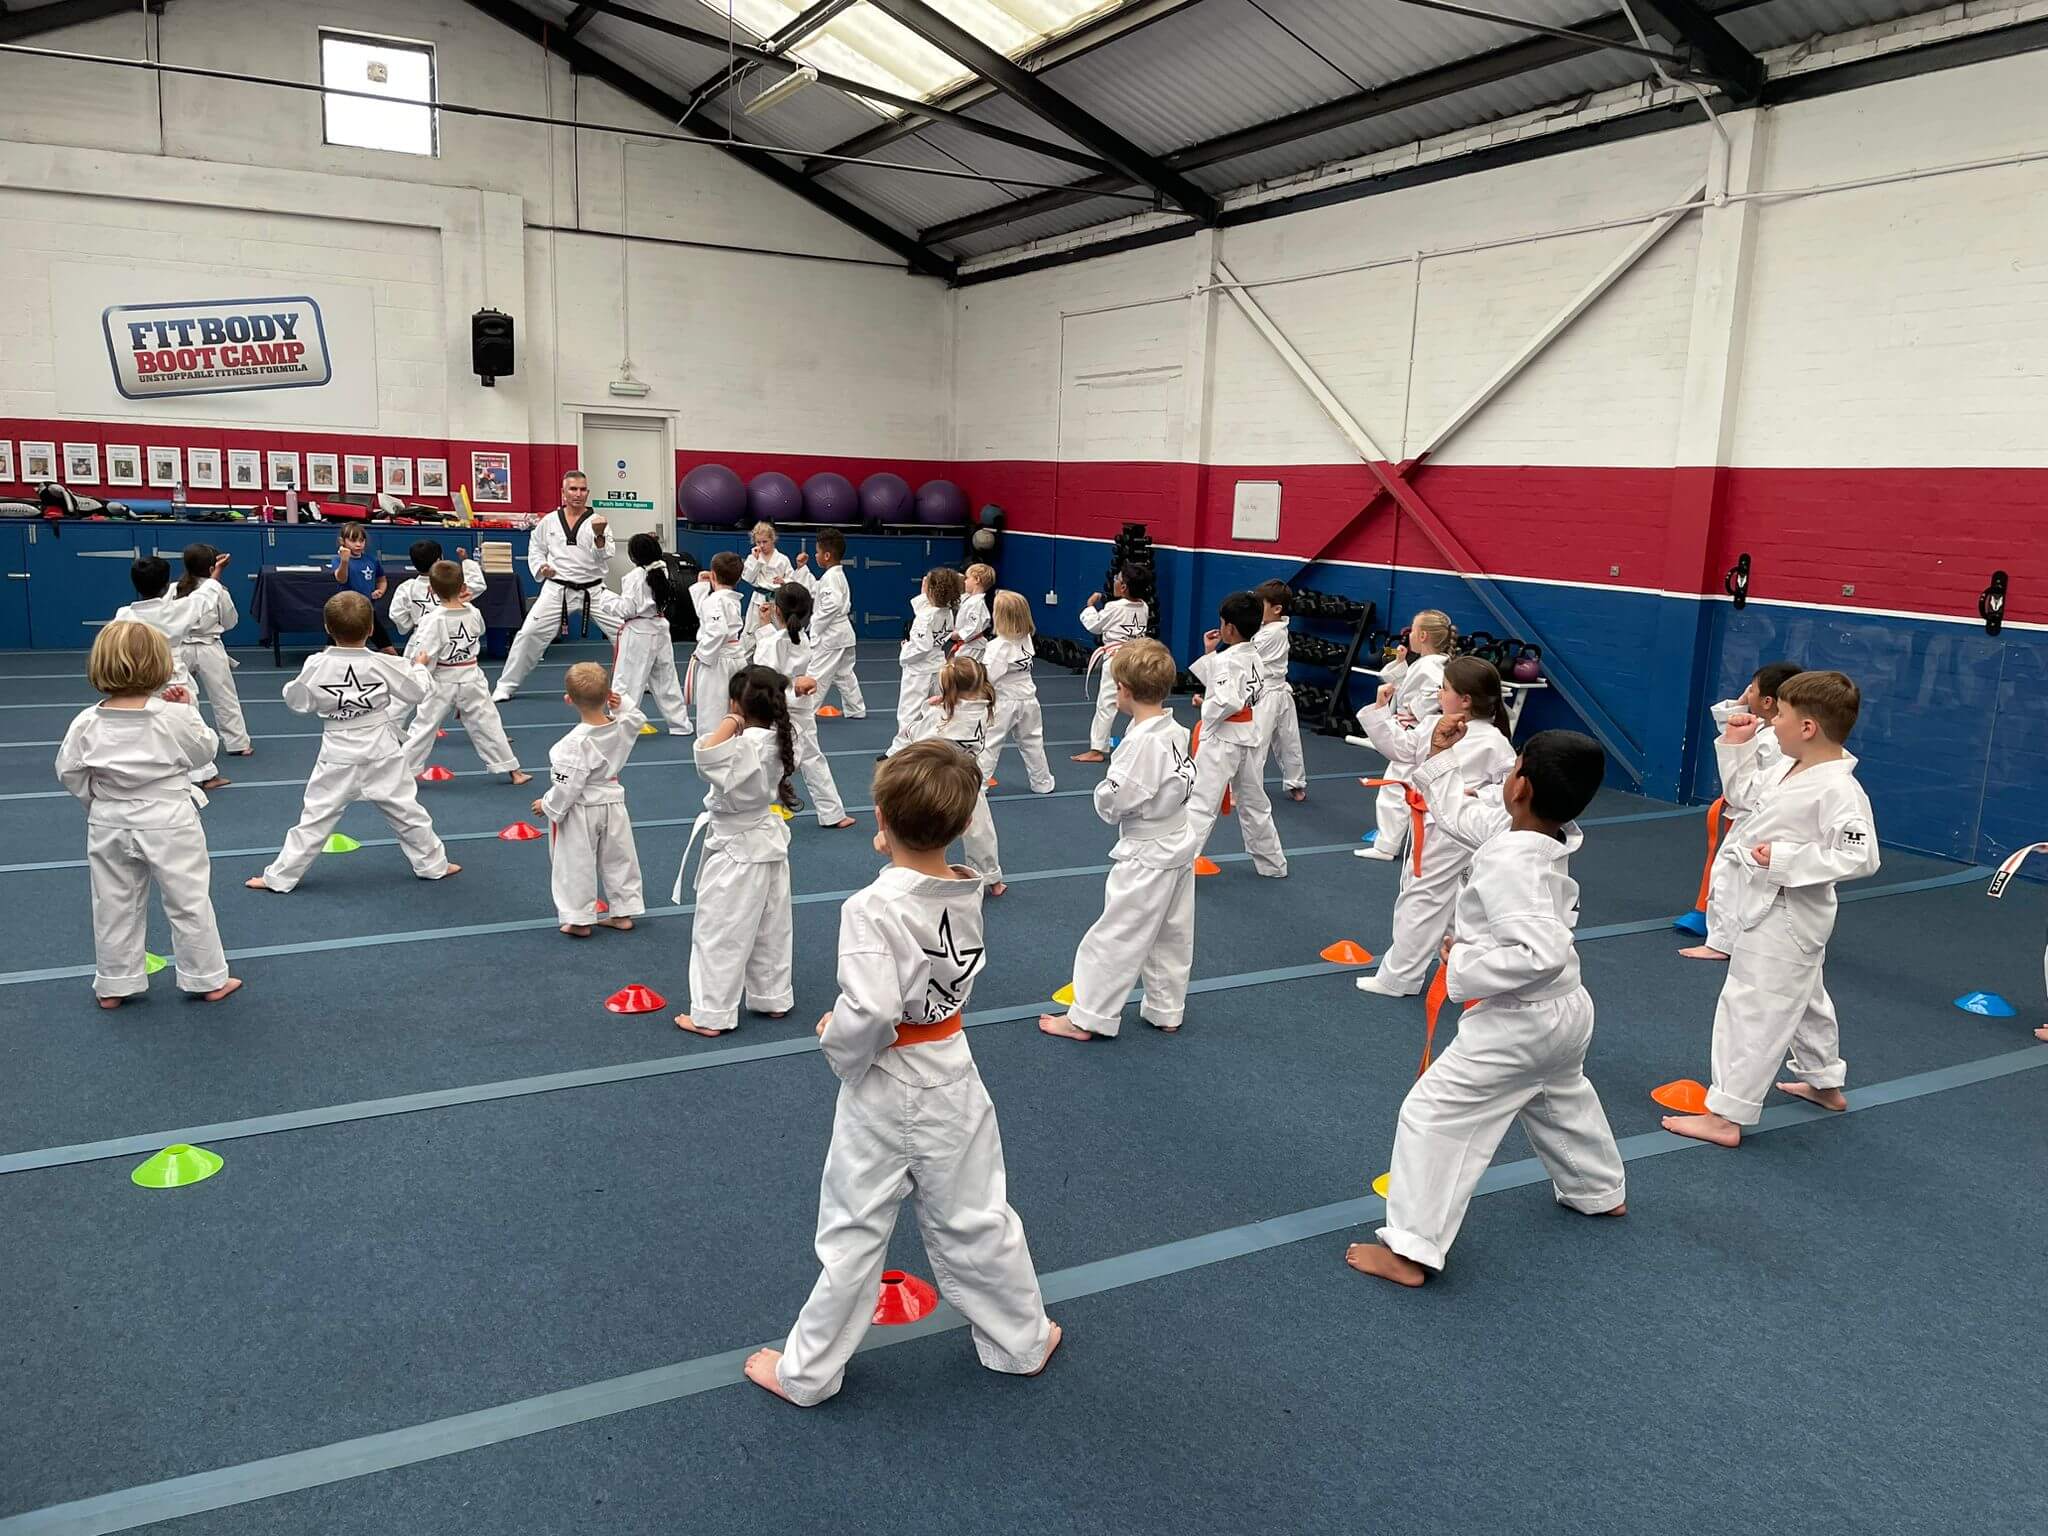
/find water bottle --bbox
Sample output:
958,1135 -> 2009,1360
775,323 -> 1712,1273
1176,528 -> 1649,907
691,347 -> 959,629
171,474 -> 187,514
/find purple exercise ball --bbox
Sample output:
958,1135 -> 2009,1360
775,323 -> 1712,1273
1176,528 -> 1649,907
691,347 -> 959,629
749,471 -> 804,523
802,471 -> 859,525
679,462 -> 746,527
915,479 -> 969,527
859,472 -> 912,525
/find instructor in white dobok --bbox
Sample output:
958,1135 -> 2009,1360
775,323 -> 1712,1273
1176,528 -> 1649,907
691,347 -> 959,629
492,469 -> 619,702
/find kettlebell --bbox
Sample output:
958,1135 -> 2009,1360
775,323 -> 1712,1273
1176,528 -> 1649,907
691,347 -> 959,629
1510,643 -> 1543,684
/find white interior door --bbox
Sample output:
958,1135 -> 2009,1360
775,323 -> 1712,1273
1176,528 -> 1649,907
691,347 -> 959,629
579,414 -> 674,591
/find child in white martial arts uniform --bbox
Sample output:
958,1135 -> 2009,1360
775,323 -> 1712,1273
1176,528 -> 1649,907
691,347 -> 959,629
886,565 -> 963,756
1353,655 -> 1517,996
533,662 -> 645,937
981,590 -> 1055,794
1662,671 -> 1880,1147
388,538 -> 487,645
1072,563 -> 1153,763
1681,659 -> 1802,961
173,543 -> 252,759
674,665 -> 798,1037
1185,591 -> 1287,879
1041,640 -> 1198,1041
115,555 -> 224,790
599,533 -> 691,735
922,655 -> 1004,896
1345,727 -> 1625,1287
492,472 -> 616,701
1250,580 -> 1307,802
57,622 -> 241,1009
739,522 -> 794,664
246,593 -> 457,894
949,562 -> 996,663
400,562 -> 532,785
790,528 -> 865,719
753,580 -> 856,830
1358,610 -> 1453,861
688,551 -> 747,739
746,741 -> 1059,1407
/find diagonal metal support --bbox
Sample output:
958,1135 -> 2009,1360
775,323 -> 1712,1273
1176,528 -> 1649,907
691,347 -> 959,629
863,0 -> 1218,223
681,0 -> 858,116
564,3 -> 598,34
0,0 -> 162,42
1625,0 -> 1763,102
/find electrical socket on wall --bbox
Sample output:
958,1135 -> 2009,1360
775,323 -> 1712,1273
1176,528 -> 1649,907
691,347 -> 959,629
1045,589 -> 1058,606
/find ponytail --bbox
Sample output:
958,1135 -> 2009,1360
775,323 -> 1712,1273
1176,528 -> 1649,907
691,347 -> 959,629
937,655 -> 994,719
774,579 -> 813,643
1441,655 -> 1506,729
644,560 -> 673,614
176,543 -> 217,600
730,664 -> 800,810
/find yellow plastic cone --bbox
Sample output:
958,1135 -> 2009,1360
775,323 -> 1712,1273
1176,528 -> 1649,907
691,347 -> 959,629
131,1143 -> 223,1189
144,952 -> 169,975
1370,1172 -> 1391,1199
322,833 -> 360,854
639,722 -> 659,736
770,803 -> 794,821
1052,983 -> 1076,1006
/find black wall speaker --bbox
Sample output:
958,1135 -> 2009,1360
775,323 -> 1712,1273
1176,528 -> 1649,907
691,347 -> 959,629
471,309 -> 515,387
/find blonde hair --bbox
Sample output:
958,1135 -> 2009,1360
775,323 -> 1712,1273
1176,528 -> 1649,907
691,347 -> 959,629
751,521 -> 776,544
324,591 -> 375,645
873,740 -> 979,852
992,590 -> 1034,640
427,559 -> 465,600
564,660 -> 612,708
1411,609 -> 1455,654
88,620 -> 173,696
1111,638 -> 1175,705
923,566 -> 965,611
965,562 -> 995,591
936,655 -> 995,718
1777,669 -> 1861,744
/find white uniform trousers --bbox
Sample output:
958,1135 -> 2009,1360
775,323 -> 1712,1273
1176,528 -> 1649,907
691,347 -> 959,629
259,754 -> 451,890
1257,688 -> 1306,792
1373,835 -> 1474,994
1373,783 -> 1417,856
808,643 -> 866,719
790,708 -> 847,825
1066,860 -> 1195,1035
87,822 -> 230,997
1700,828 -> 1747,953
402,670 -> 520,777
685,851 -> 793,1031
1705,900 -> 1846,1125
957,790 -> 1001,885
1187,737 -> 1287,877
549,802 -> 644,927
776,1064 -> 1054,1406
887,663 -> 940,755
990,695 -> 1055,793
614,624 -> 690,733
688,653 -> 742,739
184,639 -> 251,754
1377,987 -> 1624,1270
1087,670 -> 1123,752
494,580 -> 621,697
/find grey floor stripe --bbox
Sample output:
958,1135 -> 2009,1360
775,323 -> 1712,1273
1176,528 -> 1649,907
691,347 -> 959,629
0,858 -> 1981,1174
7,1041 -> 2041,1536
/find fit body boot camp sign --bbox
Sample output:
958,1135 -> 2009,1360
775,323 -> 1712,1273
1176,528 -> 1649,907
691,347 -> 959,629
101,296 -> 333,400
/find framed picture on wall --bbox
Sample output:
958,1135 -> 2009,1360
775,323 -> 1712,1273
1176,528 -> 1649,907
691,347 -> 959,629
0,441 -> 14,483
227,449 -> 261,491
148,447 -> 182,488
105,445 -> 144,487
381,456 -> 413,497
344,454 -> 376,494
470,451 -> 511,504
306,453 -> 340,494
21,442 -> 56,482
63,443 -> 100,483
267,451 -> 300,492
188,447 -> 222,490
417,458 -> 448,497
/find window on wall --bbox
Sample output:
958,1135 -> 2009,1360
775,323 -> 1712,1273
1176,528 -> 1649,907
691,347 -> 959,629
320,30 -> 438,156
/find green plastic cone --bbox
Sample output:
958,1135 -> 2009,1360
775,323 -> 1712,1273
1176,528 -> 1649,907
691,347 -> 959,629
144,952 -> 168,975
323,833 -> 361,854
131,1143 -> 223,1189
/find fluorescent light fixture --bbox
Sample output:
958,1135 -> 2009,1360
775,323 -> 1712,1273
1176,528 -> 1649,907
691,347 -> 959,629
743,64 -> 819,116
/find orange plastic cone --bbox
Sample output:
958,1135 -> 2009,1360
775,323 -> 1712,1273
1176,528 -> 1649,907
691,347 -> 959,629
417,765 -> 455,782
498,821 -> 543,841
1320,940 -> 1374,965
1651,1078 -> 1709,1114
604,984 -> 666,1014
986,777 -> 998,789
872,1269 -> 939,1326
1194,856 -> 1222,876
436,729 -> 448,739
818,705 -> 842,718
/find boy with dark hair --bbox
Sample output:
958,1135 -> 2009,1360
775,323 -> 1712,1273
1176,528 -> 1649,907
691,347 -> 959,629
792,527 -> 865,718
401,562 -> 530,784
1072,563 -> 1153,763
389,538 -> 486,652
1185,591 -> 1287,878
1250,579 -> 1307,801
1684,659 -> 1806,960
1346,726 -> 1626,1288
688,551 -> 747,737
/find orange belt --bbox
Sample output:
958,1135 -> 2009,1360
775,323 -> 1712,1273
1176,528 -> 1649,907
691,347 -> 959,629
1691,796 -> 1729,913
1189,719 -> 1232,816
892,1012 -> 963,1048
1364,777 -> 1427,875
1227,706 -> 1253,723
1420,962 -> 1478,1076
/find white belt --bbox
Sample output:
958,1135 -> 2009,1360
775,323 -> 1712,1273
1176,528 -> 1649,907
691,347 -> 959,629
1122,813 -> 1189,841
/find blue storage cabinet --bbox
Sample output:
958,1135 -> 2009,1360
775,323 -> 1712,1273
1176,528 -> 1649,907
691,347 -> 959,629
139,526 -> 265,647
0,525 -> 29,648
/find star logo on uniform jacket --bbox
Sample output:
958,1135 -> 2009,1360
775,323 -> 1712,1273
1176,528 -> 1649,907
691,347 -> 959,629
920,910 -> 985,1020
318,663 -> 385,717
1169,738 -> 1196,794
437,627 -> 478,666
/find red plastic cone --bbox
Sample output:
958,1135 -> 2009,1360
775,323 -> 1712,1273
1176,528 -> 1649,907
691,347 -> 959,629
817,705 -> 842,718
1193,856 -> 1222,876
418,765 -> 455,782
872,1269 -> 939,1326
604,984 -> 666,1014
436,729 -> 448,739
498,821 -> 544,841
1320,940 -> 1374,965
595,899 -> 609,914
1651,1078 -> 1709,1114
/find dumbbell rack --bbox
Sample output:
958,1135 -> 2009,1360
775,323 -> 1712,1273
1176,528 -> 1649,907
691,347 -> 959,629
1289,588 -> 1378,737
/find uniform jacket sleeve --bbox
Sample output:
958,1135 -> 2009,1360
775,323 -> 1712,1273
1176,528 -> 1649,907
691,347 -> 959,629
692,729 -> 759,795
527,517 -> 558,581
54,714 -> 94,806
1446,856 -> 1574,1002
541,735 -> 603,821
167,703 -> 221,771
1093,739 -> 1161,824
1412,750 -> 1511,850
1355,702 -> 1426,769
208,578 -> 238,635
1714,731 -> 1770,814
1765,780 -> 1881,889
380,653 -> 429,708
462,559 -> 488,599
281,658 -> 324,717
820,903 -> 905,1082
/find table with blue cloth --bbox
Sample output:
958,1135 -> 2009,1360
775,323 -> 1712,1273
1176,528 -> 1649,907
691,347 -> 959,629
252,565 -> 528,664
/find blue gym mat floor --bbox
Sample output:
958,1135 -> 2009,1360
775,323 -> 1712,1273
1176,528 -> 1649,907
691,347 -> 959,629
2,641 -> 2043,1535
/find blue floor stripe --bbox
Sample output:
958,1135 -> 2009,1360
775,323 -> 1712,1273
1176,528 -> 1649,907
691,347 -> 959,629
7,1041 -> 2040,1536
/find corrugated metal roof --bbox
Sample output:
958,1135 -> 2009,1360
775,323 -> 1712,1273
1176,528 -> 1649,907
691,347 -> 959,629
1719,0 -> 1941,52
581,8 -> 756,100
820,133 -> 1046,230
1252,0 -> 1625,90
942,193 -> 1163,255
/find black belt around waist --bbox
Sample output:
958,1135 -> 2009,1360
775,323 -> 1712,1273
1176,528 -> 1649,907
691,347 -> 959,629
550,577 -> 602,637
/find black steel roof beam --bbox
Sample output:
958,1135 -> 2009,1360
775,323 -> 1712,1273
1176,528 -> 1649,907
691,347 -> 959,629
457,0 -> 955,279
0,0 -> 163,42
681,0 -> 859,116
1622,0 -> 1763,102
862,0 -> 1217,223
570,0 -> 1114,173
564,3 -> 598,35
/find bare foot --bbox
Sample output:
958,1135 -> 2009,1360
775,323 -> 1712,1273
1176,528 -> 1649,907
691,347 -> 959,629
436,863 -> 463,879
202,978 -> 243,1003
1679,945 -> 1730,961
1776,1082 -> 1847,1112
510,770 -> 533,786
745,1349 -> 795,1401
560,924 -> 592,937
1585,1203 -> 1627,1218
98,996 -> 123,1010
756,1008 -> 790,1019
2037,1026 -> 2048,1042
244,876 -> 281,892
826,818 -> 856,829
1069,750 -> 1106,763
1025,1321 -> 1063,1376
1038,1014 -> 1099,1041
229,748 -> 255,757
197,776 -> 231,791
1345,1241 -> 1426,1286
989,882 -> 1007,898
1287,788 -> 1307,802
601,916 -> 635,931
1661,1111 -> 1740,1146
675,1013 -> 726,1037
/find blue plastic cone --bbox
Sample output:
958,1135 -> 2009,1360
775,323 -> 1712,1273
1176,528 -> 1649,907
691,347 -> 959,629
1672,911 -> 1709,937
1954,991 -> 2017,1018
1359,830 -> 1378,845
